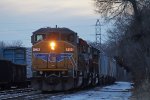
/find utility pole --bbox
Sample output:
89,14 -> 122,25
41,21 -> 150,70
95,19 -> 101,50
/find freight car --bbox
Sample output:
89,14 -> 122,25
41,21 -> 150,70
0,60 -> 27,89
0,47 -> 28,89
99,53 -> 116,85
2,47 -> 26,65
31,27 -> 119,91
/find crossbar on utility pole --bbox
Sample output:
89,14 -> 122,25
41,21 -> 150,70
99,0 -> 121,3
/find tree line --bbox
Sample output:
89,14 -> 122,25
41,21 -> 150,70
94,0 -> 150,99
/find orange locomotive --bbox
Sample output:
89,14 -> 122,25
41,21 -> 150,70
31,27 -> 101,91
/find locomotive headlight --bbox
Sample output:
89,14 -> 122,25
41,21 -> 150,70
49,41 -> 56,50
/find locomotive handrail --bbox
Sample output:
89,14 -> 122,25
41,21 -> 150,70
69,56 -> 77,70
69,56 -> 78,78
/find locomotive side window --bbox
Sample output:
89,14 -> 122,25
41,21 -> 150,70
61,34 -> 76,44
35,34 -> 45,41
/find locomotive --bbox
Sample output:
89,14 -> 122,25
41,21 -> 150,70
31,27 -> 116,91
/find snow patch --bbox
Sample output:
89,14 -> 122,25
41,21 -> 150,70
46,82 -> 132,100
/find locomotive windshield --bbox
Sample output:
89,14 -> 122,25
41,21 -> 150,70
32,28 -> 77,45
61,33 -> 76,44
35,34 -> 45,41
47,32 -> 60,40
47,32 -> 76,44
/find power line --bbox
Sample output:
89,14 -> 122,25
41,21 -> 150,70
0,29 -> 37,32
0,24 -> 97,32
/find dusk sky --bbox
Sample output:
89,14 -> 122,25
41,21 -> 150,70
0,0 -> 109,47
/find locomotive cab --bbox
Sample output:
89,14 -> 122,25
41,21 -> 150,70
31,28 -> 77,45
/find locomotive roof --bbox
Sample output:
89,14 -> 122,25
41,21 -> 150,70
33,27 -> 77,35
79,38 -> 89,46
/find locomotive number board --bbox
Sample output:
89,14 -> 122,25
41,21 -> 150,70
66,48 -> 74,52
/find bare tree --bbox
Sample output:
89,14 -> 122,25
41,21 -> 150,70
10,40 -> 24,47
0,40 -> 24,48
0,41 -> 6,49
94,0 -> 150,98
94,0 -> 149,20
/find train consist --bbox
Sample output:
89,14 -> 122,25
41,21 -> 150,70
0,47 -> 28,89
31,27 -> 124,91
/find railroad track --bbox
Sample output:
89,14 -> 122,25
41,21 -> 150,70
19,92 -> 64,100
0,88 -> 34,95
0,87 -> 90,100
0,88 -> 40,100
0,88 -> 68,100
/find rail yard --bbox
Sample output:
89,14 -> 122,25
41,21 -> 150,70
0,27 -> 131,99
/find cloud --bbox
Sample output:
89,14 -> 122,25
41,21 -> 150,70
0,0 -> 98,25
0,0 -> 99,47
0,0 -> 94,15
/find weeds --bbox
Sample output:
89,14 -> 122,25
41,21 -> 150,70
131,79 -> 150,100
